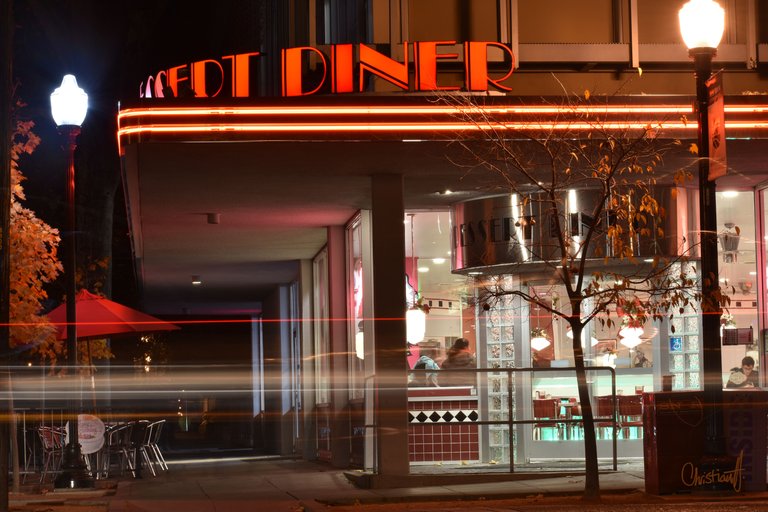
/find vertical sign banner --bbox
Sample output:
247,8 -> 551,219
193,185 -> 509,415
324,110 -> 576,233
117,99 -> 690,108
707,72 -> 727,181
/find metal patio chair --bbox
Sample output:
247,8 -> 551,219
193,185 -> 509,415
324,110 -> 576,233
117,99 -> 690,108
100,422 -> 135,479
142,419 -> 168,476
37,426 -> 65,483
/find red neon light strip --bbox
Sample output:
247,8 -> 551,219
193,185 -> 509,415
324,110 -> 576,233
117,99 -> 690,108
118,120 -> 768,137
116,104 -> 768,122
117,104 -> 701,120
116,103 -> 768,153
118,121 -> 701,136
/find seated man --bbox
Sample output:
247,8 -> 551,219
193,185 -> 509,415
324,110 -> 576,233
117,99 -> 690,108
726,356 -> 759,388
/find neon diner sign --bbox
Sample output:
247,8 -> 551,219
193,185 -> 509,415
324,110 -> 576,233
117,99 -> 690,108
139,41 -> 515,99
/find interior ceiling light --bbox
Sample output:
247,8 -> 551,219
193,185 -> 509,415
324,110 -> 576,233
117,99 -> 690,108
406,213 -> 426,344
530,306 -> 550,352
619,325 -> 644,349
566,328 -> 599,347
530,332 -> 551,352
191,275 -> 202,286
406,308 -> 426,344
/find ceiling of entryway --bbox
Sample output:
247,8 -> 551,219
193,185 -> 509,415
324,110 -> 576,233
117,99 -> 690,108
121,105 -> 768,317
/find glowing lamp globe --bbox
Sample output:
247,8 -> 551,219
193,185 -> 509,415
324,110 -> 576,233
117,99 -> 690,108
619,325 -> 644,349
406,308 -> 426,343
679,0 -> 725,50
51,75 -> 88,127
530,334 -> 551,352
355,331 -> 365,360
566,328 -> 599,347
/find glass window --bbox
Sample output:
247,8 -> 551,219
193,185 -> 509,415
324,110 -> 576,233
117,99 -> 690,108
347,215 -> 365,400
760,0 -> 768,42
719,190 -> 759,384
518,0 -> 615,44
408,0 -> 498,41
406,211 -> 470,363
316,0 -> 369,44
313,247 -> 330,404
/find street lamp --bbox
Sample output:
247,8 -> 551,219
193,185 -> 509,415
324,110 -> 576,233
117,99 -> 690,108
50,74 -> 92,489
679,0 -> 725,458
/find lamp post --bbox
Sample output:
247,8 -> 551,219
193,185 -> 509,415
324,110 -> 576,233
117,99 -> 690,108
679,0 -> 726,458
50,74 -> 92,489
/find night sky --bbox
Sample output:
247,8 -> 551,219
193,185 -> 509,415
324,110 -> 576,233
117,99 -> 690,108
13,1 -> 258,220
10,1 -> 264,363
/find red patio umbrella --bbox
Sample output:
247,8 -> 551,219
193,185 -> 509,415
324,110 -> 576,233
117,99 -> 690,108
46,289 -> 179,340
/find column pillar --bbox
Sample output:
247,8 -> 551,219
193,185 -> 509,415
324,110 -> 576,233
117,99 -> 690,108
371,174 -> 409,476
327,225 -> 351,467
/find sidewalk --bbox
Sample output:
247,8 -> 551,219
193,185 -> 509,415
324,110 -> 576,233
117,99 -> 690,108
104,456 -> 645,512
8,455 -> 765,511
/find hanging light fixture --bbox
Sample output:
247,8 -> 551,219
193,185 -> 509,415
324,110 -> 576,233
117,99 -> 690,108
406,308 -> 426,344
405,214 -> 426,343
355,330 -> 365,360
718,223 -> 740,263
619,324 -> 644,349
531,329 -> 551,352
530,305 -> 550,351
566,327 -> 599,347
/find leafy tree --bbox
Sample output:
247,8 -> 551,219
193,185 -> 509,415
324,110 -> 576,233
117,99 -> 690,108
9,116 -> 114,367
8,117 -> 62,362
444,91 -> 715,499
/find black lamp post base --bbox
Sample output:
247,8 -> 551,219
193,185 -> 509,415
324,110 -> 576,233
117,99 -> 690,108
54,444 -> 94,490
54,469 -> 94,490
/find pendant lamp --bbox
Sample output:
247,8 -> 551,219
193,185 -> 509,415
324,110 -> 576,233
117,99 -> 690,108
530,306 -> 550,351
566,327 -> 599,347
405,214 -> 426,343
619,325 -> 644,349
530,330 -> 551,352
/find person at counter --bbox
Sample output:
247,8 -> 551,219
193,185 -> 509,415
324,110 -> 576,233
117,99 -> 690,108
726,356 -> 759,388
440,338 -> 477,387
410,344 -> 440,387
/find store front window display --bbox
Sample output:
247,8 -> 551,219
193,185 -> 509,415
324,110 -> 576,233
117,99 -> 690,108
717,190 -> 759,388
404,189 -> 763,465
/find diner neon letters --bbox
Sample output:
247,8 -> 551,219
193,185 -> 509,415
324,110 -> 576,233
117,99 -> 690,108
140,41 -> 514,98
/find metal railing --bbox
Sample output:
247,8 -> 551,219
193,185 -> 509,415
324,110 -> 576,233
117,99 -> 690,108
407,365 -> 619,472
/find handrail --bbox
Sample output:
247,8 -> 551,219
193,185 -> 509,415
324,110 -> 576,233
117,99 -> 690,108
407,365 -> 618,472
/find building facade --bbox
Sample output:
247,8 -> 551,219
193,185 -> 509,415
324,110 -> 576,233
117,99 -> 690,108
118,0 -> 768,476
